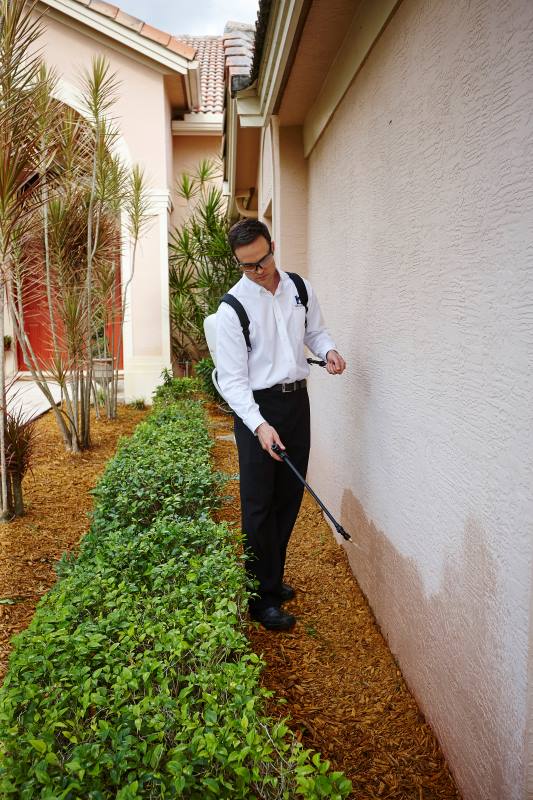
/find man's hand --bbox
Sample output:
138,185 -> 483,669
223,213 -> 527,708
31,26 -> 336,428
255,422 -> 285,461
325,349 -> 346,375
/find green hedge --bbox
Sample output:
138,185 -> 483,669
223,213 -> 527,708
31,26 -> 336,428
0,382 -> 351,799
194,357 -> 226,405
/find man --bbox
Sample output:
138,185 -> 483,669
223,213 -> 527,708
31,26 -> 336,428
216,218 -> 346,631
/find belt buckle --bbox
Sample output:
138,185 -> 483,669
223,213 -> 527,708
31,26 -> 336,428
281,382 -> 291,393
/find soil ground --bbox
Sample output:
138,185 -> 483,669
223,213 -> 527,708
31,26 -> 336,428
209,401 -> 461,800
0,403 -> 148,684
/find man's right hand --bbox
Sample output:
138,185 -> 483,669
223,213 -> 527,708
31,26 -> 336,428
255,422 -> 285,461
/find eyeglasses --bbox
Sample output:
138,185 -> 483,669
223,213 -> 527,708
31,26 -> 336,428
235,247 -> 274,273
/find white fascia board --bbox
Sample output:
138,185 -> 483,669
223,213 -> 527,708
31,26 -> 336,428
303,0 -> 400,156
172,112 -> 224,136
234,0 -> 306,129
184,62 -> 201,109
235,93 -> 262,127
40,0 -> 192,75
256,0 -> 307,121
225,91 -> 239,218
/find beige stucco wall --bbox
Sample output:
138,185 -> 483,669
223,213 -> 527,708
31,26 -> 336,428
36,14 -> 177,400
288,0 -> 532,797
277,126 -> 308,274
170,135 -> 222,230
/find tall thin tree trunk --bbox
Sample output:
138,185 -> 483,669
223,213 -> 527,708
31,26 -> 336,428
110,279 -> 117,418
0,275 -> 11,520
114,239 -> 137,413
42,176 -> 59,355
81,146 -> 99,450
7,274 -> 74,450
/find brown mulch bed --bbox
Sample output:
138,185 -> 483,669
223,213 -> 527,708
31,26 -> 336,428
0,403 -> 148,685
0,394 -> 462,799
208,401 -> 461,800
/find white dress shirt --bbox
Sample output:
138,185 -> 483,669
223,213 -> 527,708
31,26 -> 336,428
215,268 -> 337,433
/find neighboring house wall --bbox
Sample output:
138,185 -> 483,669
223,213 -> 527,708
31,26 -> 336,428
292,0 -> 532,798
170,135 -> 222,230
34,16 -> 174,401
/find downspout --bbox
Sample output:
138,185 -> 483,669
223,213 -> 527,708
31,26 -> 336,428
235,188 -> 257,219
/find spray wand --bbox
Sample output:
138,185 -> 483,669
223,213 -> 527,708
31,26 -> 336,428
271,444 -> 354,544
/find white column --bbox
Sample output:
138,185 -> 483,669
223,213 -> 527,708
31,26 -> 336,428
122,188 -> 172,404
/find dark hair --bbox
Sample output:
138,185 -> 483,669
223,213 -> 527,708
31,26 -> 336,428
227,218 -> 271,254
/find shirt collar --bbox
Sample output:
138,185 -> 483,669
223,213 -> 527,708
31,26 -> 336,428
239,268 -> 290,297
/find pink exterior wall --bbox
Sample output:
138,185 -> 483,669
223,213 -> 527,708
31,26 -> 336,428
41,17 -> 170,186
287,0 -> 532,797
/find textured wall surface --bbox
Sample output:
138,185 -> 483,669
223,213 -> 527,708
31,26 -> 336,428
303,0 -> 533,797
277,126 -> 308,274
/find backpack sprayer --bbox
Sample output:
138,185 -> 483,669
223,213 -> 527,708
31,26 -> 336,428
203,275 -> 356,546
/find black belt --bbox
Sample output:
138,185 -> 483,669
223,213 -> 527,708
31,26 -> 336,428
257,379 -> 307,393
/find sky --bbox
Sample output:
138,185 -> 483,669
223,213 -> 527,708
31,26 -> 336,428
115,0 -> 259,36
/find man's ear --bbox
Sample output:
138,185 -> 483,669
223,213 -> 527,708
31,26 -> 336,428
271,241 -> 276,253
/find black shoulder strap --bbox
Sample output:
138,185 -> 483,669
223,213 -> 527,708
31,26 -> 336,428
220,294 -> 252,352
286,271 -> 308,327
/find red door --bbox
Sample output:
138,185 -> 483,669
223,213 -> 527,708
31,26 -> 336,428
15,268 -> 123,372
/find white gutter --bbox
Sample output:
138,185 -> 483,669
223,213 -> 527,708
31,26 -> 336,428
172,112 -> 224,136
236,0 -> 307,128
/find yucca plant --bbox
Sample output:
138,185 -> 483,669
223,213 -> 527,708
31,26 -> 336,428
0,0 -> 50,519
5,401 -> 38,517
6,55 -> 149,452
168,159 -> 240,362
0,4 -> 150,521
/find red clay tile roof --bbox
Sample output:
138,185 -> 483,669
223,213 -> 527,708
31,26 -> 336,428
67,2 -> 256,113
73,0 -> 197,60
222,22 -> 255,94
174,36 -> 225,114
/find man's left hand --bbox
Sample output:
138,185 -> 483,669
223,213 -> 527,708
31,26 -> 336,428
325,350 -> 346,375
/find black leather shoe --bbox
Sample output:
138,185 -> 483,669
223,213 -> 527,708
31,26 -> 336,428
250,606 -> 296,631
280,583 -> 295,603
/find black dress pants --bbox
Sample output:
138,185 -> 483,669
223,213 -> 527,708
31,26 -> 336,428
233,387 -> 310,611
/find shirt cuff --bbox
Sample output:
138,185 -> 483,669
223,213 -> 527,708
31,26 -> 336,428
320,342 -> 337,361
244,410 -> 266,435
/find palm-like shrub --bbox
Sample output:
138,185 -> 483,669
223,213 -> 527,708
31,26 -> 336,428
5,404 -> 37,517
168,160 -> 240,362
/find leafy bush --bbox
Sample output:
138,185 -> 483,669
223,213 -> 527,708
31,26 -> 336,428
152,369 -> 201,407
0,381 -> 352,799
194,356 -> 227,405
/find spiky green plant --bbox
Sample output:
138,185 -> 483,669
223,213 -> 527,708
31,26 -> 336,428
169,161 -> 240,362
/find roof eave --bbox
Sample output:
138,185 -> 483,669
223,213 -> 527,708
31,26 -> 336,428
233,0 -> 308,128
172,112 -> 224,136
39,0 -> 195,75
